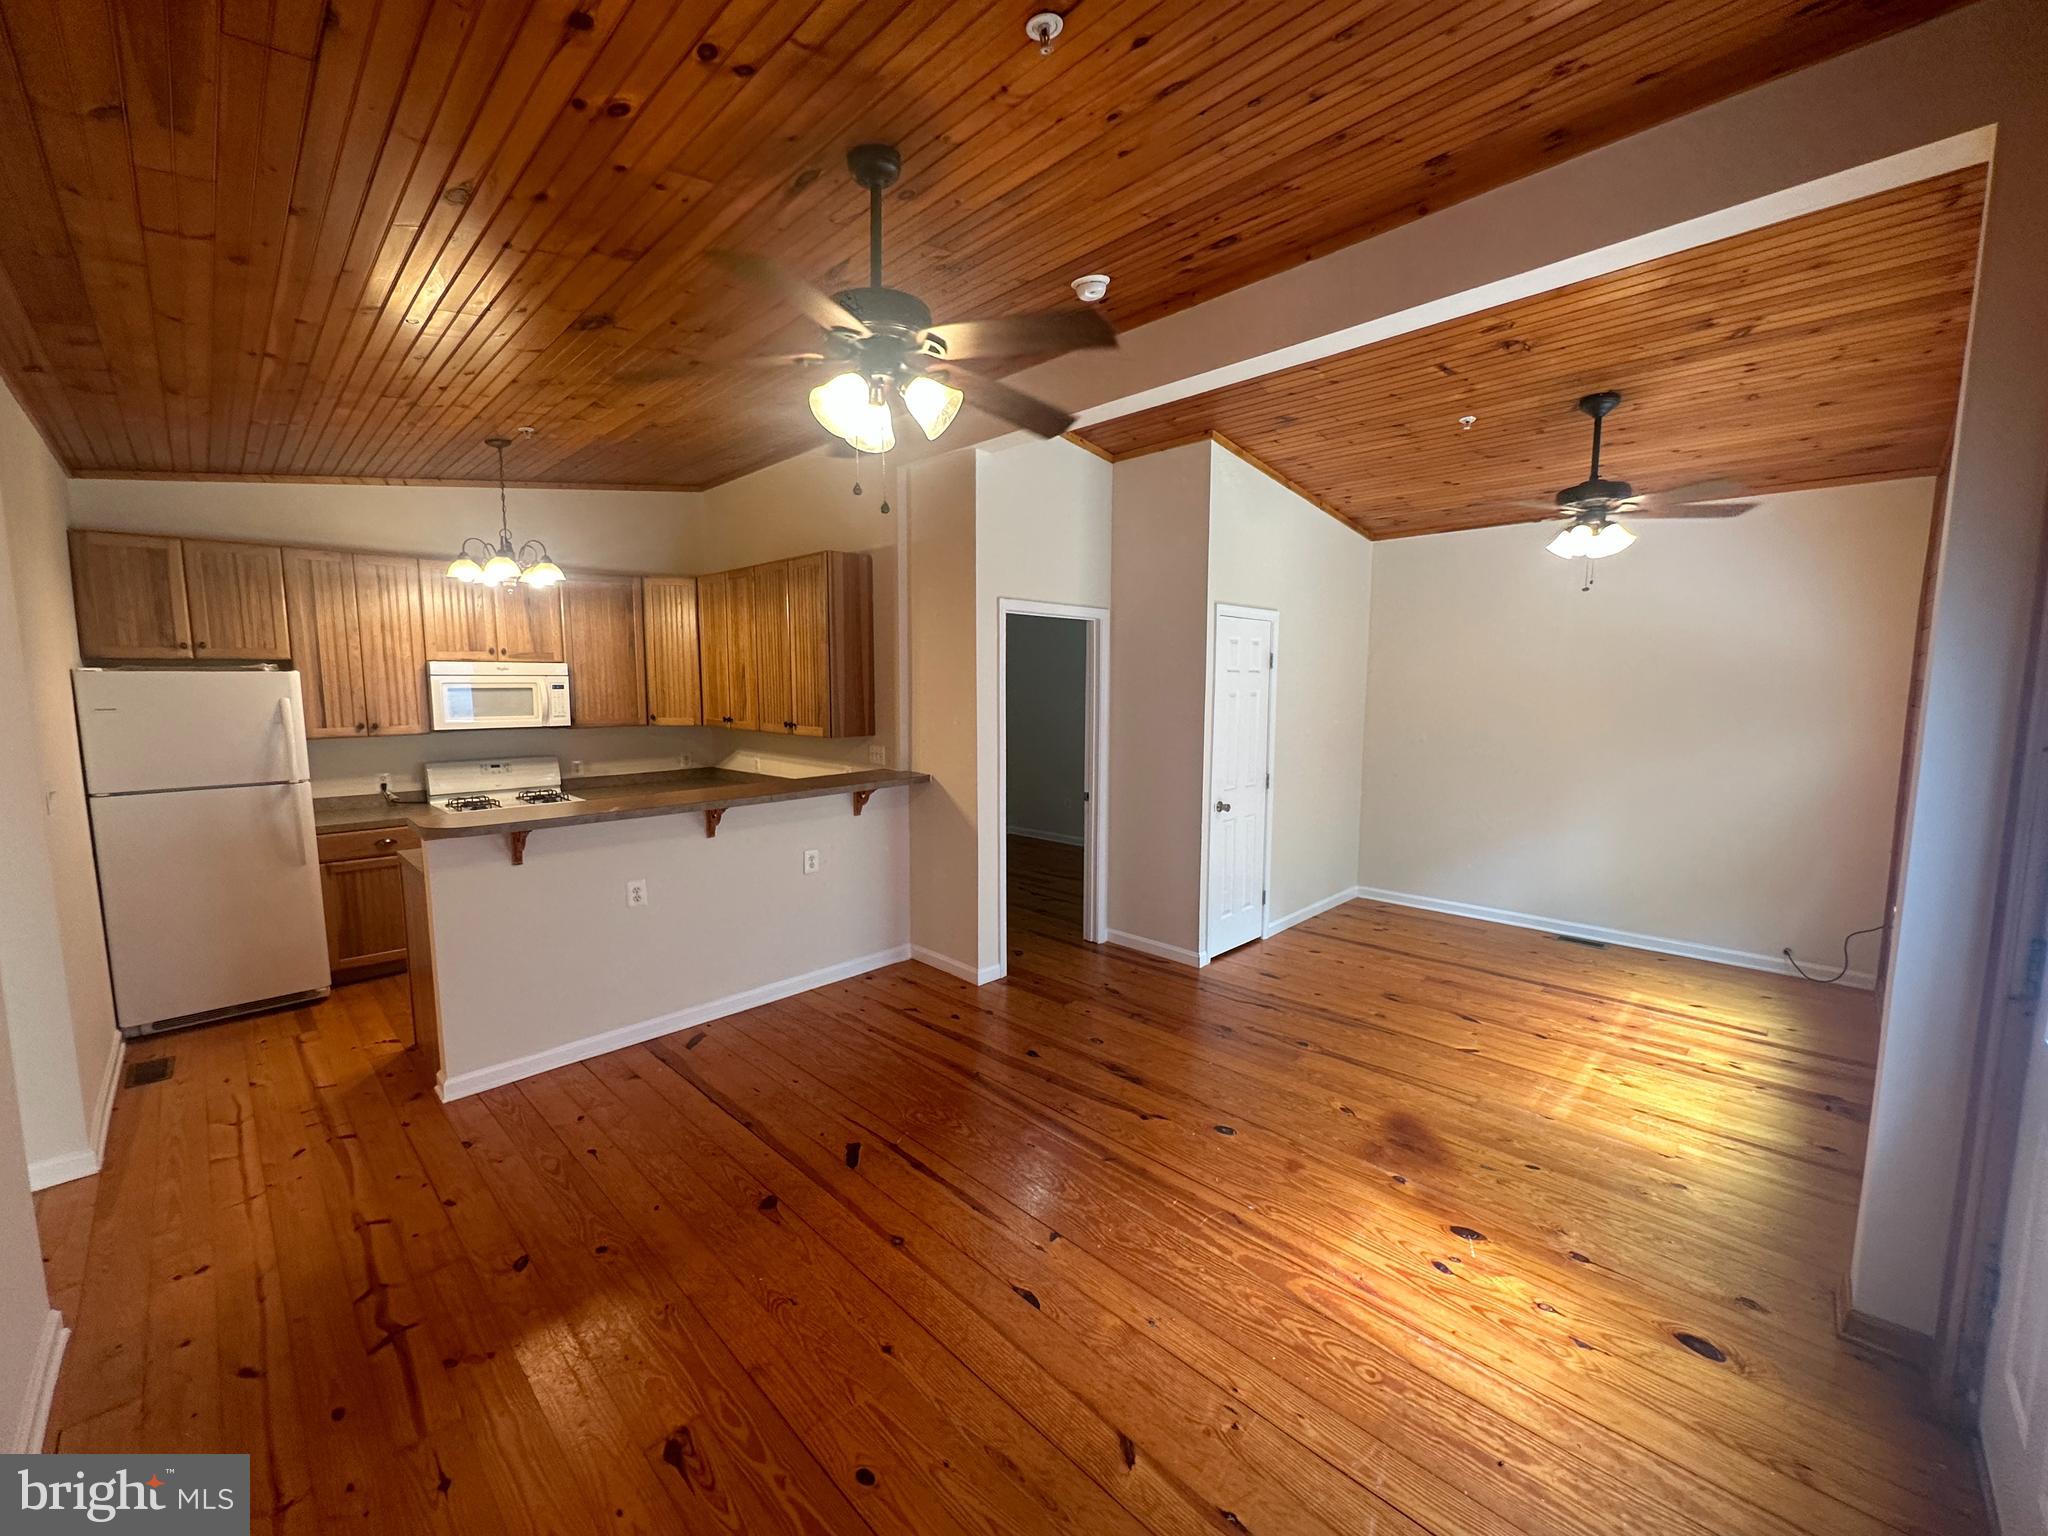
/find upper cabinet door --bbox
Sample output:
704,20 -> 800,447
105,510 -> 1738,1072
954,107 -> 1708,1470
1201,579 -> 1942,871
562,575 -> 645,727
698,570 -> 758,730
352,554 -> 428,735
184,538 -> 291,660
750,560 -> 795,733
282,548 -> 366,737
787,553 -> 832,737
643,577 -> 701,726
69,530 -> 193,660
494,582 -> 564,662
417,561 -> 498,660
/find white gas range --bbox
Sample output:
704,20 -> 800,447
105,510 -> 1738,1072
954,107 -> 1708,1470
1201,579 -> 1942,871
423,756 -> 583,814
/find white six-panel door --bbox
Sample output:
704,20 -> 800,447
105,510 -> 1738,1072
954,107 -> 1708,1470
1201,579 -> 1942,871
1984,978 -> 2048,1536
1208,609 -> 1274,957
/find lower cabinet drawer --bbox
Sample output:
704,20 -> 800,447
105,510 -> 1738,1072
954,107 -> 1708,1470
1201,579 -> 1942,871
317,824 -> 420,863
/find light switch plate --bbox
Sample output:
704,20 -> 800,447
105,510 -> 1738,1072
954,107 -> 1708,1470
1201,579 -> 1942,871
867,743 -> 887,765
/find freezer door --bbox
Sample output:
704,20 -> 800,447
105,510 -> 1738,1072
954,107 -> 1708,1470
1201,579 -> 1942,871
89,781 -> 330,1032
74,668 -> 309,794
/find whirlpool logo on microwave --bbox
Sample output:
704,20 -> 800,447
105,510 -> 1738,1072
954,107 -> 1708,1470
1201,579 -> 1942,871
3,1455 -> 248,1532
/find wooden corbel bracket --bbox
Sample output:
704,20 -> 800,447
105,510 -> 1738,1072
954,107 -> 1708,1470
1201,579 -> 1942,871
852,788 -> 876,817
705,807 -> 726,838
508,830 -> 530,866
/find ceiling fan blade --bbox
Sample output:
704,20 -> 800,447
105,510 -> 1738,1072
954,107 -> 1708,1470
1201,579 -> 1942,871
921,309 -> 1115,360
1626,501 -> 1758,520
1637,477 -> 1748,507
958,372 -> 1074,438
709,250 -> 868,336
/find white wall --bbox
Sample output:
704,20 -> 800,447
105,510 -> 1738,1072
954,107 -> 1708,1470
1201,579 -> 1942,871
1207,445 -> 1374,939
424,793 -> 910,1094
1004,614 -> 1088,843
1108,444 -> 1213,959
1358,481 -> 1934,983
0,976 -> 63,1452
0,388 -> 110,1188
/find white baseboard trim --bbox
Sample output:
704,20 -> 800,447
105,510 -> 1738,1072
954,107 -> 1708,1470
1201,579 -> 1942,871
1352,887 -> 1877,989
11,1309 -> 68,1453
909,947 -> 1003,985
86,1032 -> 123,1164
26,1150 -> 98,1192
1264,886 -> 1360,940
437,944 -> 914,1101
1107,929 -> 1206,968
1006,826 -> 1085,847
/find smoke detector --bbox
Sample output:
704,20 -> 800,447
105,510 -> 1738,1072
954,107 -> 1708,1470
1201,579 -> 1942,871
1026,12 -> 1063,56
1071,273 -> 1110,304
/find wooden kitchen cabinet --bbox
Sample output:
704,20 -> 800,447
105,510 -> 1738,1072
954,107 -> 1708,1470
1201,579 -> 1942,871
749,560 -> 795,733
698,568 -> 759,730
183,538 -> 291,660
353,554 -> 429,734
643,576 -> 701,725
317,825 -> 418,983
283,548 -> 365,736
285,549 -> 427,737
417,562 -> 564,661
496,581 -> 565,661
562,574 -> 645,726
746,550 -> 874,737
69,530 -> 192,659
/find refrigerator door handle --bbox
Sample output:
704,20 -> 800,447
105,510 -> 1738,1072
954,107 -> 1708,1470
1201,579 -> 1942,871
289,784 -> 313,867
279,695 -> 309,782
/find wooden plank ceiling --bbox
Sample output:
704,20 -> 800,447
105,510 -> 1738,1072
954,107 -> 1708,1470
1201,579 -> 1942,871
0,0 -> 1967,491
1076,167 -> 1986,538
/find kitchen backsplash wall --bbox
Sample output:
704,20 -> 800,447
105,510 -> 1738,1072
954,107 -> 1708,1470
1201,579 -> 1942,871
307,724 -> 888,796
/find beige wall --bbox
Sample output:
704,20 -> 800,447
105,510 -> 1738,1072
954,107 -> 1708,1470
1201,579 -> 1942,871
0,387 -> 110,1186
0,977 -> 62,1450
976,437 -> 1114,972
1108,444 -> 1212,958
423,793 -> 910,1093
905,452 -> 980,973
690,448 -> 902,774
1359,481 -> 1933,982
1207,445 -> 1374,938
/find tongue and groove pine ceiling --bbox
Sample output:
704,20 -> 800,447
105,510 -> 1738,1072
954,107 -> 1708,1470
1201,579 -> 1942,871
0,0 -> 1966,491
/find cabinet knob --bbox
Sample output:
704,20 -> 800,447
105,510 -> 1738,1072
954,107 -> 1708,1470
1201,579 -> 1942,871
356,721 -> 367,733
194,640 -> 208,651
375,837 -> 396,848
368,722 -> 379,733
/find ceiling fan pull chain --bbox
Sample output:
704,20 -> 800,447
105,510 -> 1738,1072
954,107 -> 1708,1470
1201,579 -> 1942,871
1581,558 -> 1595,594
851,446 -> 864,498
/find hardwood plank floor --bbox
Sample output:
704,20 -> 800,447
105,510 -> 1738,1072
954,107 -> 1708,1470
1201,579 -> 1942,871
35,836 -> 1986,1534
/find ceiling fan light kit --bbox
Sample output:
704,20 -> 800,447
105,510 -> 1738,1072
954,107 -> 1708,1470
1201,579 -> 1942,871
446,436 -> 565,589
712,143 -> 1117,466
1530,389 -> 1756,568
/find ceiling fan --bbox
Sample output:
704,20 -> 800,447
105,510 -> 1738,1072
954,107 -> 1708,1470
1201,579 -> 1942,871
1506,391 -> 1757,560
699,143 -> 1116,451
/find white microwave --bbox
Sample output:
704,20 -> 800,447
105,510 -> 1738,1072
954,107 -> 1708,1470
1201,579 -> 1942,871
427,661 -> 571,731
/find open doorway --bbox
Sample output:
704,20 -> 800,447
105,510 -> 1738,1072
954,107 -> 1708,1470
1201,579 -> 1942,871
998,601 -> 1109,977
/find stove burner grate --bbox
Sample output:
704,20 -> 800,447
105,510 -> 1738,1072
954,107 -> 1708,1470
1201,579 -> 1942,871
516,788 -> 573,804
441,794 -> 502,812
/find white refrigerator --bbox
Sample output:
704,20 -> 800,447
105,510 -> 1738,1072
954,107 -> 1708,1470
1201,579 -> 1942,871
75,668 -> 331,1037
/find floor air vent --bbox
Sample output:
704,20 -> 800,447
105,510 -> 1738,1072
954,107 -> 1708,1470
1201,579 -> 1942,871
124,1057 -> 173,1087
1553,934 -> 1608,949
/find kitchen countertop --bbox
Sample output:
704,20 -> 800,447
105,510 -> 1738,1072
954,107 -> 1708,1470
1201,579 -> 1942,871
312,767 -> 776,833
406,766 -> 928,839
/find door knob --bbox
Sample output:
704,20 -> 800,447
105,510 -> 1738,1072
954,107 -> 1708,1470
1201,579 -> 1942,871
1215,800 -> 1231,813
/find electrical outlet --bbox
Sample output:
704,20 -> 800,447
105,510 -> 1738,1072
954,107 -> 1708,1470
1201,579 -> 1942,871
570,759 -> 586,776
377,773 -> 392,795
866,743 -> 887,766
678,752 -> 694,769
625,879 -> 649,909
802,849 -> 821,875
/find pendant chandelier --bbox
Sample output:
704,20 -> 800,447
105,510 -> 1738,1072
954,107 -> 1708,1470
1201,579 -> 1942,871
445,436 -> 564,588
